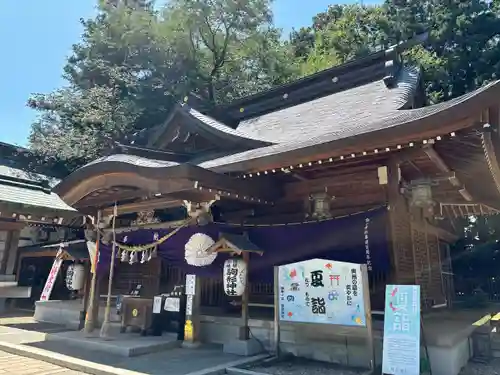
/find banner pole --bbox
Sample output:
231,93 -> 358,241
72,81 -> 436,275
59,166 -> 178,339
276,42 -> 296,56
273,266 -> 280,357
361,265 -> 375,370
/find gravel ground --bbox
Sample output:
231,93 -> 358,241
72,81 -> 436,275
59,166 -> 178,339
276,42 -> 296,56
459,359 -> 500,375
245,355 -> 500,375
247,358 -> 371,375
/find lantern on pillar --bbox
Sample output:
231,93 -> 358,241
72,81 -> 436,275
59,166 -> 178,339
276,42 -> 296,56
223,258 -> 247,297
66,263 -> 85,291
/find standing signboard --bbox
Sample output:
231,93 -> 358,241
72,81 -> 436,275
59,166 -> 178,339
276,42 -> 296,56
382,285 -> 421,375
40,256 -> 64,302
278,259 -> 367,326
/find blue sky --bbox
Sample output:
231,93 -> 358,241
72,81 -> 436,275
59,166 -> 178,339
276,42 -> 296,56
0,0 -> 378,146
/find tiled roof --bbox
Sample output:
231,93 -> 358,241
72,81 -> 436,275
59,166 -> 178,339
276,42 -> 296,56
77,75 -> 499,176
0,166 -> 75,212
235,66 -> 420,143
184,66 -> 419,146
200,79 -> 500,171
184,106 -> 271,144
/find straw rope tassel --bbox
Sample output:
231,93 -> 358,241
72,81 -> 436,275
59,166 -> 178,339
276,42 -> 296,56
114,217 -> 194,253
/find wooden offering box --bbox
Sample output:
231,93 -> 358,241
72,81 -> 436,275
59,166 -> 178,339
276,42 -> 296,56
120,297 -> 153,336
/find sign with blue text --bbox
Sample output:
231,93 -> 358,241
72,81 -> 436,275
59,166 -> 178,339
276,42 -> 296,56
278,259 -> 366,326
382,285 -> 421,375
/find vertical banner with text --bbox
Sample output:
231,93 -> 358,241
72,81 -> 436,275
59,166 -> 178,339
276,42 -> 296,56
382,285 -> 421,375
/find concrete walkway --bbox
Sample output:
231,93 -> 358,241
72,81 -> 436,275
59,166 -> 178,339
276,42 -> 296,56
0,314 -> 269,375
0,349 -> 86,374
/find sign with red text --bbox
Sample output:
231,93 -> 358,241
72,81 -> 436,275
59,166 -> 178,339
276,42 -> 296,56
39,258 -> 63,302
278,259 -> 366,326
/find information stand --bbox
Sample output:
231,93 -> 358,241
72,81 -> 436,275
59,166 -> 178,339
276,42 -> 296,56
274,258 -> 374,370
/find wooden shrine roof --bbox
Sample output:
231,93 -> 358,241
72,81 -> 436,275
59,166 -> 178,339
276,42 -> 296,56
207,233 -> 264,255
200,80 -> 500,173
53,77 -> 500,215
52,28 -> 500,218
144,52 -> 420,158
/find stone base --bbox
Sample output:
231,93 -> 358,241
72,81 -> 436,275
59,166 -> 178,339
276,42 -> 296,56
223,338 -> 264,356
46,330 -> 180,357
181,341 -> 201,349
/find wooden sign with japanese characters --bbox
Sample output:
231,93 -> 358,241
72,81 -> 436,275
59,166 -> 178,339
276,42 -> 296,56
278,259 -> 366,326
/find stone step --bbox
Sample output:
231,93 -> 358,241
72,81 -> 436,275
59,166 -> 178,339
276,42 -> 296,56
0,275 -> 16,282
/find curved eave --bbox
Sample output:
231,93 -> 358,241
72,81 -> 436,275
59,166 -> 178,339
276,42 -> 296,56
53,158 -> 280,208
481,127 -> 500,208
178,105 -> 273,149
200,80 -> 500,173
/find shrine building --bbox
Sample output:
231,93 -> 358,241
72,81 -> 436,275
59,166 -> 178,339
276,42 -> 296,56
40,32 -> 500,373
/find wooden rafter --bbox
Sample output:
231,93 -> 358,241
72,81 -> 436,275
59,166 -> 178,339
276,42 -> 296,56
423,146 -> 472,202
439,203 -> 500,218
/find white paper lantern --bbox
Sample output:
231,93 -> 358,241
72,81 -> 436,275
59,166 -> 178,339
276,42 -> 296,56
185,233 -> 217,267
66,263 -> 85,291
223,258 -> 247,297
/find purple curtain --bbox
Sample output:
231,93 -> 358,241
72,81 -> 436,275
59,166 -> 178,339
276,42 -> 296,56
98,207 -> 390,282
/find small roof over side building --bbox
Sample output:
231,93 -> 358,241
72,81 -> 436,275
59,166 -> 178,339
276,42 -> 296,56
0,165 -> 76,213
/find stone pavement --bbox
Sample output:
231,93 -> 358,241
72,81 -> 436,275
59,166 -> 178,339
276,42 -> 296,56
0,314 -> 269,375
0,349 -> 87,374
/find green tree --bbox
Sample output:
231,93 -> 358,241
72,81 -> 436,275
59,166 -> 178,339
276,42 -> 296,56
28,0 -> 296,170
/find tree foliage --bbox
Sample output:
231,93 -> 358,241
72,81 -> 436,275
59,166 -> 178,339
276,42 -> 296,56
28,0 -> 296,170
28,0 -> 500,173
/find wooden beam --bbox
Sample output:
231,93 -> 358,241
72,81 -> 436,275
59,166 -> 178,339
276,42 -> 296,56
104,219 -> 188,234
101,197 -> 184,216
0,219 -> 25,231
284,171 -> 380,198
423,146 -> 472,201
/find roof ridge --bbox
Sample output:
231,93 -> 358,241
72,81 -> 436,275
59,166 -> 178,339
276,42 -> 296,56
213,32 -> 428,122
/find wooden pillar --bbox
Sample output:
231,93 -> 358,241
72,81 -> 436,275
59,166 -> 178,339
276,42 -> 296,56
386,160 -> 415,284
3,230 -> 20,275
239,252 -> 250,340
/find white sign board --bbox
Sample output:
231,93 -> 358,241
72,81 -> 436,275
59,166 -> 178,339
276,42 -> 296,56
186,295 -> 193,316
164,297 -> 181,312
278,258 -> 366,326
153,296 -> 163,314
185,274 -> 196,295
40,258 -> 63,302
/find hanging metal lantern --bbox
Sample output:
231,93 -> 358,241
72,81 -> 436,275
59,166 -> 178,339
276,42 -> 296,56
308,190 -> 334,219
410,181 -> 433,208
66,263 -> 85,291
223,258 -> 247,297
